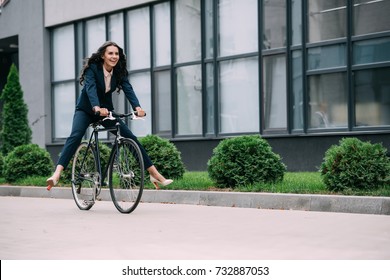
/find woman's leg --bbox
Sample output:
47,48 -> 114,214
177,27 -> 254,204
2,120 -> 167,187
46,165 -> 64,188
47,110 -> 92,186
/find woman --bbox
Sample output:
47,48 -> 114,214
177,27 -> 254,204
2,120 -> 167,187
46,41 -> 172,190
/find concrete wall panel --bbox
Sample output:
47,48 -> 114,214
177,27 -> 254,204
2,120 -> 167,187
44,0 -> 156,27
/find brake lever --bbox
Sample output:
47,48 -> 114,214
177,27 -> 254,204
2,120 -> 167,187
103,111 -> 116,121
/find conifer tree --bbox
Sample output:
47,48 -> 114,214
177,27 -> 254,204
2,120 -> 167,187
0,64 -> 32,155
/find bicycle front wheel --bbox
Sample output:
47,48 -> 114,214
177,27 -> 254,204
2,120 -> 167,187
71,142 -> 98,210
108,138 -> 145,214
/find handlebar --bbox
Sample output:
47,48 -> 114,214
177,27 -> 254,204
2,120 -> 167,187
112,111 -> 146,118
95,111 -> 146,121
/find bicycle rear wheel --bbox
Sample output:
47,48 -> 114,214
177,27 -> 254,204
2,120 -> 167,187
108,138 -> 144,214
71,142 -> 98,210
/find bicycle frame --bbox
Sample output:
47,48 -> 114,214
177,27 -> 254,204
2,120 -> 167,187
76,112 -> 140,186
75,120 -> 123,192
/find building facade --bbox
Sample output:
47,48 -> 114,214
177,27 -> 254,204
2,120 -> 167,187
1,0 -> 390,172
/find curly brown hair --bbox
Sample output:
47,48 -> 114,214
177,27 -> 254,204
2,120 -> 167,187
79,41 -> 128,91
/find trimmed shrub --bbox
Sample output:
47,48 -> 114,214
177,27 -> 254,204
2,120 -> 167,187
0,153 -> 4,177
4,144 -> 53,182
61,141 -> 111,184
0,64 -> 32,155
207,135 -> 286,188
140,135 -> 185,179
320,137 -> 390,192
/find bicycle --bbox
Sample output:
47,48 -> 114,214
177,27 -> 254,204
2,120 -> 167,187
70,111 -> 145,214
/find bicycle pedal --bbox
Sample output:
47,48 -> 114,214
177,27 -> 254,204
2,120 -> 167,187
82,200 -> 95,206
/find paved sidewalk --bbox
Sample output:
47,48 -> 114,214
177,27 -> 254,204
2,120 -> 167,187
0,185 -> 389,215
1,196 -> 390,260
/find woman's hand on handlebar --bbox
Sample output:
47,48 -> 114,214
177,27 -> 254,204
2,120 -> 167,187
135,107 -> 146,117
93,106 -> 109,117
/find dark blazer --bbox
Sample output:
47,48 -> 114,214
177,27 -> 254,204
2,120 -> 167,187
76,63 -> 141,114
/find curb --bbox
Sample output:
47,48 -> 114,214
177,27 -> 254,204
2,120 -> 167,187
1,185 -> 389,215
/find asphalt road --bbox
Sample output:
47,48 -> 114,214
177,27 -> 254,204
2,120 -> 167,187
1,196 -> 389,260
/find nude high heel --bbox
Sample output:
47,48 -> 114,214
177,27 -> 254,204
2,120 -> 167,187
46,177 -> 58,191
150,175 -> 173,190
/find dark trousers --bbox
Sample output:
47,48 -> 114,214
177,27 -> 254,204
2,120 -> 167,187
57,109 -> 153,170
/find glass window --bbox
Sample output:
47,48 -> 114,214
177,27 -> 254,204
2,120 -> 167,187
108,13 -> 124,47
308,73 -> 348,128
353,37 -> 390,65
52,25 -> 75,81
308,0 -> 347,43
75,22 -> 84,80
218,0 -> 258,56
54,82 -> 75,138
84,18 -> 107,139
85,17 -> 106,55
176,65 -> 202,135
308,44 -> 346,70
263,0 -> 286,49
206,63 -> 215,134
112,90 -> 125,118
292,50 -> 303,130
128,7 -> 150,70
154,70 -> 172,135
175,0 -> 201,63
355,67 -> 390,127
104,89 -> 125,140
219,57 -> 259,133
129,72 -> 152,136
354,0 -> 390,35
153,2 -> 171,66
263,55 -> 287,129
291,0 -> 302,46
205,0 -> 214,59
